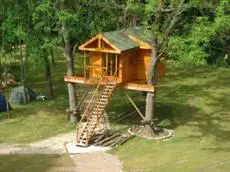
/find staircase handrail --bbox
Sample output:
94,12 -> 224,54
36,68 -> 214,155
76,71 -> 106,135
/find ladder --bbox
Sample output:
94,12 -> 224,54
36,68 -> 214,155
76,77 -> 116,147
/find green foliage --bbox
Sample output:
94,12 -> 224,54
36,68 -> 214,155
168,17 -> 215,64
1,11 -> 19,50
167,0 -> 230,65
215,0 -> 230,32
168,36 -> 207,64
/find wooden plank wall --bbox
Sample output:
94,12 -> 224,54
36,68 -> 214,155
135,49 -> 166,82
90,52 -> 102,78
136,49 -> 151,81
85,40 -> 98,48
89,50 -> 165,84
120,50 -> 137,83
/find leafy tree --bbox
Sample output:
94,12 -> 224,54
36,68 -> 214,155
31,0 -> 57,99
53,0 -> 126,123
0,0 -> 31,102
141,0 -> 229,135
168,0 -> 230,65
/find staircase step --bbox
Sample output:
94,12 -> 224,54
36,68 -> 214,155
97,105 -> 106,109
102,90 -> 113,93
99,98 -> 108,102
103,89 -> 112,92
96,103 -> 107,107
101,95 -> 109,98
98,99 -> 107,103
77,81 -> 117,147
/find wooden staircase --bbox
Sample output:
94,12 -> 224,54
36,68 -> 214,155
76,77 -> 116,147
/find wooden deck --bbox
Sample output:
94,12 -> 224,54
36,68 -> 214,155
64,76 -> 155,92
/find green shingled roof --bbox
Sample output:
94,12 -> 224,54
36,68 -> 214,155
103,30 -> 139,51
125,27 -> 152,43
102,27 -> 151,51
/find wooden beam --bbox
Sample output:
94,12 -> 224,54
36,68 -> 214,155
64,75 -> 155,92
64,76 -> 85,84
126,93 -> 145,120
123,82 -> 155,92
84,51 -> 86,79
98,35 -> 101,49
126,34 -> 152,49
106,53 -> 108,76
79,47 -> 120,54
110,56 -> 113,76
115,54 -> 118,77
79,34 -> 101,49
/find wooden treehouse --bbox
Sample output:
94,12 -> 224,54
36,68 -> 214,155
64,27 -> 166,147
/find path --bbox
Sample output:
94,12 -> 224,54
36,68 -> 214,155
0,131 -> 123,172
0,132 -> 75,154
71,153 -> 122,172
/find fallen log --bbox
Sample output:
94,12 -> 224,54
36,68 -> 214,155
116,135 -> 135,147
103,136 -> 126,147
93,132 -> 108,143
94,133 -> 120,146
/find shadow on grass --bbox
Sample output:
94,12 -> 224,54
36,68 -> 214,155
108,64 -> 230,151
0,154 -> 76,172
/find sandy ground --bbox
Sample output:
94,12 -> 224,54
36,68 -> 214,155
0,132 -> 75,154
0,131 -> 123,172
71,153 -> 122,172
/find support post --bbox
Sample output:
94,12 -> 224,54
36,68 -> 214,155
98,36 -> 101,49
106,53 -> 108,77
126,93 -> 145,120
84,51 -> 86,79
110,57 -> 113,76
115,54 -> 118,75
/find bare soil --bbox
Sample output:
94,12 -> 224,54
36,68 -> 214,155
0,131 -> 123,172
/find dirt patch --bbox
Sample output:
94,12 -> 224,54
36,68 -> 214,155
0,132 -> 75,155
0,131 -> 123,172
71,152 -> 122,172
129,126 -> 174,140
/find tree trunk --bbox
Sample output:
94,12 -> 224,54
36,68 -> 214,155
19,40 -> 27,104
44,55 -> 54,99
0,51 -> 2,75
50,47 -> 56,67
144,37 -> 159,134
64,40 -> 77,123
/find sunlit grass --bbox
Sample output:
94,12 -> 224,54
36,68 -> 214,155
112,62 -> 230,172
1,52 -> 230,171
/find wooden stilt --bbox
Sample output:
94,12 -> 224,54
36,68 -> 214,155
110,57 -> 113,76
98,35 -> 101,49
84,51 -> 86,79
126,93 -> 145,120
115,54 -> 118,77
106,53 -> 108,76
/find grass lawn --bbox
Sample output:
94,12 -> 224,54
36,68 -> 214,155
0,56 -> 76,143
112,62 -> 230,172
1,53 -> 230,172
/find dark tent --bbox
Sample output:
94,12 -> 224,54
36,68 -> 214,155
0,93 -> 8,112
9,86 -> 37,104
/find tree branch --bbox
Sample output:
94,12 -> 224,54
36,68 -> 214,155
211,46 -> 230,53
165,0 -> 186,37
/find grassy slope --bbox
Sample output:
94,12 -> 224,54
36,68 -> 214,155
112,63 -> 230,172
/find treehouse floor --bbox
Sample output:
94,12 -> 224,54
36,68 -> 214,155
64,76 -> 155,92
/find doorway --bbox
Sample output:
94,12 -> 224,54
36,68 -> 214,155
102,53 -> 119,77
